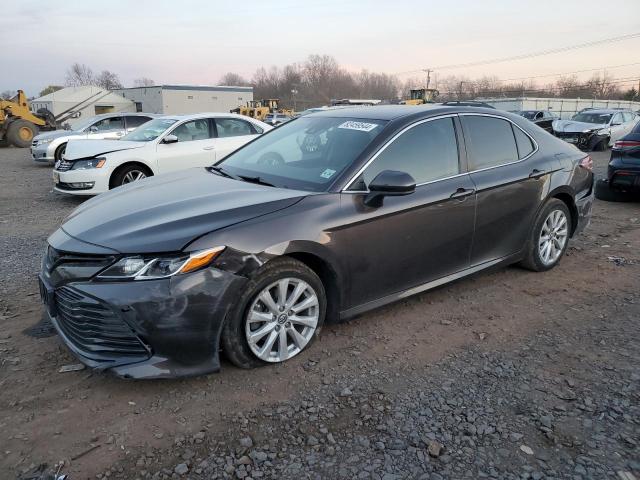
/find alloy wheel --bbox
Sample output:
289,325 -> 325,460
538,209 -> 568,266
122,170 -> 146,184
245,277 -> 319,363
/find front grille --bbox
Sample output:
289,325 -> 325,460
554,132 -> 578,139
56,160 -> 73,171
44,246 -> 115,284
55,286 -> 150,363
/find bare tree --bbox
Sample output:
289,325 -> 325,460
65,63 -> 95,86
218,72 -> 249,86
134,77 -> 155,87
95,70 -> 123,90
0,90 -> 17,100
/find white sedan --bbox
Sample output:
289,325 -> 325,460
52,113 -> 272,195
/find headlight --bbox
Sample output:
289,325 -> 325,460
37,138 -> 53,145
582,129 -> 594,133
97,247 -> 225,280
71,157 -> 106,170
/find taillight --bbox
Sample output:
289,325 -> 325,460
613,140 -> 640,149
579,155 -> 593,172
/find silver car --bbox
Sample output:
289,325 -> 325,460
31,112 -> 157,163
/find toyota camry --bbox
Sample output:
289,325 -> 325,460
39,106 -> 594,379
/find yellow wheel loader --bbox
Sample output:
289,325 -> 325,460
403,88 -> 439,105
0,90 -> 55,147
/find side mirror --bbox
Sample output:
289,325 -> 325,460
162,134 -> 178,144
611,122 -> 621,126
364,170 -> 416,207
89,126 -> 98,133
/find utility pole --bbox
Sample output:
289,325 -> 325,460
422,69 -> 433,89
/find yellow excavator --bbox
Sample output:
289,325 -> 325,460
231,99 -> 294,120
0,90 -> 55,147
403,88 -> 440,105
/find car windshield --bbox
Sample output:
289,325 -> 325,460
519,111 -> 537,120
218,116 -> 388,192
121,118 -> 178,142
571,113 -> 612,124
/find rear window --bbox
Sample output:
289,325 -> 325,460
512,126 -> 535,159
462,116 -> 518,170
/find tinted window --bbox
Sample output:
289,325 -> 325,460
462,116 -> 518,170
170,119 -> 210,142
354,117 -> 459,188
513,125 -> 534,159
92,116 -> 124,131
126,116 -> 152,128
216,118 -> 255,137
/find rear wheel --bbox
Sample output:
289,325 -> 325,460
6,119 -> 39,148
110,164 -> 151,188
519,199 -> 571,272
222,257 -> 326,369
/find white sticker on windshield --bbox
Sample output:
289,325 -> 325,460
338,121 -> 379,132
320,168 -> 336,179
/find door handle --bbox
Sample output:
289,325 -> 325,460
202,146 -> 215,151
529,168 -> 547,179
449,187 -> 475,200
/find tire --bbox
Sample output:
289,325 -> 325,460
222,257 -> 326,369
596,137 -> 609,151
110,164 -> 151,188
54,143 -> 67,161
6,119 -> 39,148
519,199 -> 571,272
595,179 -> 635,202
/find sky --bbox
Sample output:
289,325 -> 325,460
2,0 -> 639,96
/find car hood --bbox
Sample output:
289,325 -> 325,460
552,119 -> 607,133
64,139 -> 146,159
33,129 -> 79,141
60,168 -> 310,253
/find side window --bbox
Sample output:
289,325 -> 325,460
462,116 -> 518,170
621,112 -> 633,123
216,118 -> 255,138
611,113 -> 623,125
353,117 -> 459,188
125,116 -> 152,129
512,125 -> 535,159
170,119 -> 210,142
92,116 -> 124,131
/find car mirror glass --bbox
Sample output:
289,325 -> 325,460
89,126 -> 98,133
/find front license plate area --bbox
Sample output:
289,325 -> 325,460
38,275 -> 57,317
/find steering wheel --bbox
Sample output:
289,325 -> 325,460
257,152 -> 285,166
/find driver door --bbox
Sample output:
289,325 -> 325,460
609,113 -> 627,144
155,118 -> 216,173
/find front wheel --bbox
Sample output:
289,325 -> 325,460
6,119 -> 38,148
519,199 -> 571,272
54,143 -> 67,161
222,258 -> 326,369
110,164 -> 151,188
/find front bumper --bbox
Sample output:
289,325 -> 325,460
41,266 -> 247,379
31,143 -> 55,162
53,168 -> 110,195
554,131 -> 607,151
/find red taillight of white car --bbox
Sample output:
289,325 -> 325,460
613,140 -> 640,149
579,155 -> 593,172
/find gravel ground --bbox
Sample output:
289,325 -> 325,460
0,146 -> 638,480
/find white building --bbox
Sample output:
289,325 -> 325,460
479,97 -> 640,119
30,86 -> 136,128
112,85 -> 253,115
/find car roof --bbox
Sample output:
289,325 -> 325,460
578,109 -> 628,114
310,104 -> 499,121
157,112 -> 264,122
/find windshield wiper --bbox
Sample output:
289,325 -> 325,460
238,175 -> 275,187
207,165 -> 240,180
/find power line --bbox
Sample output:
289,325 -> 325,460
496,62 -> 640,82
395,32 -> 640,75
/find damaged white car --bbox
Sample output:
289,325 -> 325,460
552,109 -> 638,151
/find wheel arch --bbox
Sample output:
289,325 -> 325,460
548,187 -> 578,236
109,160 -> 154,188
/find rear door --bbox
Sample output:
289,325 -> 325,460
213,118 -> 262,160
341,116 -> 477,306
155,118 -> 216,173
461,114 -> 556,266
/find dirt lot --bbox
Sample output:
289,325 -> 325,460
0,147 -> 638,480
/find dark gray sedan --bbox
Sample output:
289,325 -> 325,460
39,106 -> 595,379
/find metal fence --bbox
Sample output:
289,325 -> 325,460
478,97 -> 640,119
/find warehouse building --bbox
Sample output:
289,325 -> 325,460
112,85 -> 253,115
479,97 -> 640,119
30,85 -> 136,128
